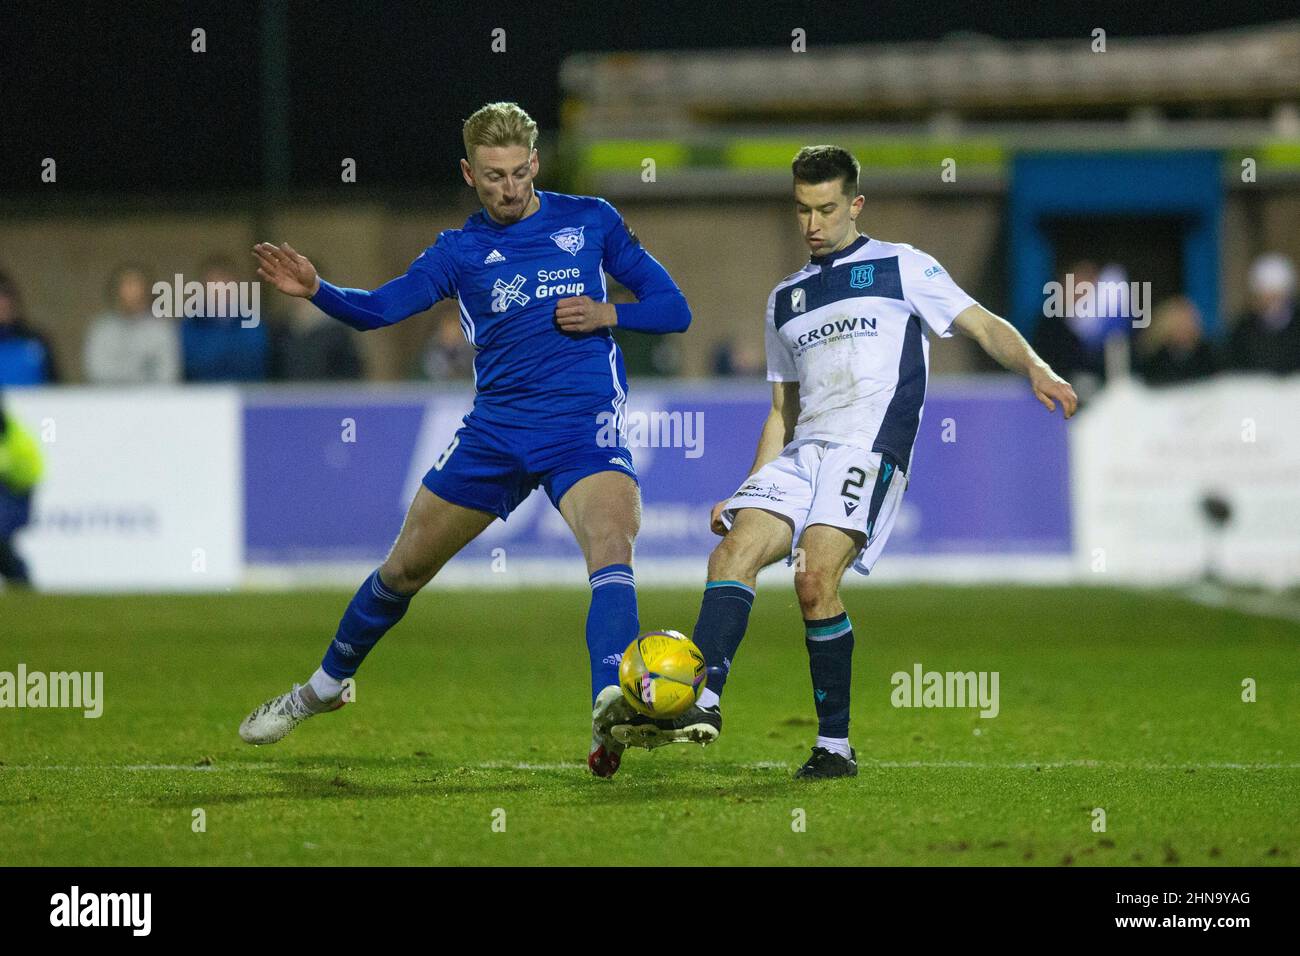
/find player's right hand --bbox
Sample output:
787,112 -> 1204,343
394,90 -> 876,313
1030,365 -> 1079,419
709,500 -> 729,536
253,242 -> 320,298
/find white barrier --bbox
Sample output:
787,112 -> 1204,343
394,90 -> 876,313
5,378 -> 1298,592
6,387 -> 242,592
1070,376 -> 1300,588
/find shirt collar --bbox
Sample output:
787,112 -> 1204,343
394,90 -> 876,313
809,233 -> 869,268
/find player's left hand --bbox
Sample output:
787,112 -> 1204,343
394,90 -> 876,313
1030,366 -> 1078,419
554,296 -> 616,334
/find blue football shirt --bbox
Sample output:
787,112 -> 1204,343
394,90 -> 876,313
310,190 -> 690,426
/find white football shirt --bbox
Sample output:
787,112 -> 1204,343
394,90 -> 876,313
764,234 -> 978,471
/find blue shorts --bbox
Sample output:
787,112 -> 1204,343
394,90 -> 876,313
421,416 -> 638,520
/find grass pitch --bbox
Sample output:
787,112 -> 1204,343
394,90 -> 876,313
1,585 -> 1296,866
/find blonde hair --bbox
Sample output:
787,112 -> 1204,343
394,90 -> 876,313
462,102 -> 538,157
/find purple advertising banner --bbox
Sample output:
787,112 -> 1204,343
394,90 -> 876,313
243,380 -> 1071,566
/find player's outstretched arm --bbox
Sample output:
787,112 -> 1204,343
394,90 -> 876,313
252,242 -> 441,332
953,304 -> 1078,418
253,242 -> 319,298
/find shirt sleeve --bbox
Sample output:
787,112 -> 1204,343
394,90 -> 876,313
764,288 -> 797,382
900,246 -> 977,339
309,235 -> 459,332
598,200 -> 691,334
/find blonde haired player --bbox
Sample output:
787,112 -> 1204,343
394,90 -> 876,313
241,102 -> 691,777
612,145 -> 1076,777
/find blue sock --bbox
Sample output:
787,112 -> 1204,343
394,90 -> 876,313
321,569 -> 412,679
588,563 -> 638,703
805,612 -> 854,738
691,580 -> 755,699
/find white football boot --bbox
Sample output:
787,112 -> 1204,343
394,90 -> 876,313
611,702 -> 722,750
239,683 -> 343,745
588,685 -> 635,777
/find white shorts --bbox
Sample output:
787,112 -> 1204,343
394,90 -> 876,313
721,440 -> 908,576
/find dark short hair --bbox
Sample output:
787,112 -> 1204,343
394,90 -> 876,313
792,145 -> 860,197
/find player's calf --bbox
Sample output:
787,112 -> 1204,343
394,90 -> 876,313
689,508 -> 790,715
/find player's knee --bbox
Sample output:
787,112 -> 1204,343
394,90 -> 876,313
583,525 -> 635,567
706,538 -> 739,579
793,567 -> 837,614
708,534 -> 760,580
378,557 -> 434,596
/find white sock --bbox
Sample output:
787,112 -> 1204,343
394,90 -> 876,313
815,735 -> 852,759
698,687 -> 721,710
308,667 -> 343,702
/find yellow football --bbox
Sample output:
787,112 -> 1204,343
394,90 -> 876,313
619,629 -> 707,718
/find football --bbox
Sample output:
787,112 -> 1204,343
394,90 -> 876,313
618,629 -> 708,718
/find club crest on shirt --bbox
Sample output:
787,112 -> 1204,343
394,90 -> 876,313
850,264 -> 875,288
550,225 -> 585,256
791,288 -> 806,313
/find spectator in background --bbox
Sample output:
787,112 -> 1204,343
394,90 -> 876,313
421,312 -> 476,380
181,256 -> 269,382
1031,260 -> 1104,396
1136,295 -> 1218,386
270,291 -> 363,381
83,263 -> 181,384
603,285 -> 684,378
0,396 -> 42,587
711,338 -> 766,377
615,329 -> 683,377
1225,253 -> 1300,374
1091,262 -> 1138,347
0,271 -> 59,386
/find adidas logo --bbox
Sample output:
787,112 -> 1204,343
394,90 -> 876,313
602,653 -> 623,666
484,249 -> 506,264
608,456 -> 633,471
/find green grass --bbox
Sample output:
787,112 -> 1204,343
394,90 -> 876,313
0,586 -> 1296,866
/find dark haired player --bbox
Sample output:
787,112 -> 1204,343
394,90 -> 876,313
613,145 -> 1076,778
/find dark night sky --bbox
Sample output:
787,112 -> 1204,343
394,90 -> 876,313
2,1 -> 1296,199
